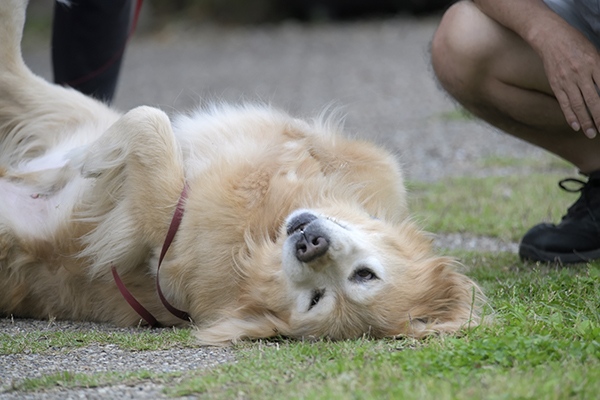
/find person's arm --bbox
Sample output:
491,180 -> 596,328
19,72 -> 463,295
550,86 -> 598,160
474,0 -> 600,138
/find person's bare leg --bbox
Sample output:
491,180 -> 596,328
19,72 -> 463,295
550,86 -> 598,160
431,0 -> 600,174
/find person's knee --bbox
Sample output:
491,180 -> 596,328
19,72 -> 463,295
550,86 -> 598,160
431,1 -> 497,98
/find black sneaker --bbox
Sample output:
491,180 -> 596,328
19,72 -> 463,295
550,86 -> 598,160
519,170 -> 600,264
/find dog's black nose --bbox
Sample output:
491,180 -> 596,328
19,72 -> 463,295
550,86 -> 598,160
287,212 -> 318,236
295,231 -> 330,263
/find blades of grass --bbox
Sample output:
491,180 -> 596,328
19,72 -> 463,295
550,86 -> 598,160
409,174 -> 575,241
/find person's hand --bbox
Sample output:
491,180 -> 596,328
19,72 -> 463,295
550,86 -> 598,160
537,25 -> 600,139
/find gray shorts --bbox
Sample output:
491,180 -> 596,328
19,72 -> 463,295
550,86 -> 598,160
544,0 -> 600,49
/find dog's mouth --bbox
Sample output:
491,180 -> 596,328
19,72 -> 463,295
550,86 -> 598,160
286,212 -> 319,236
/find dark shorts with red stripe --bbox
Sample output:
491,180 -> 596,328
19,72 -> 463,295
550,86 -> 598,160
52,0 -> 133,103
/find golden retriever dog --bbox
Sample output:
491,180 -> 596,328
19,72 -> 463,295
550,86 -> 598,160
0,0 -> 482,345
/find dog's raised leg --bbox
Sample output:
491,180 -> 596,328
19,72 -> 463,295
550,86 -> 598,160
68,106 -> 185,279
0,0 -> 120,167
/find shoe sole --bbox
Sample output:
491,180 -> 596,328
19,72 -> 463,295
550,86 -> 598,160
519,243 -> 600,264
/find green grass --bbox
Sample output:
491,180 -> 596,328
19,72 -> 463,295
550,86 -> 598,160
438,108 -> 477,121
408,173 -> 577,241
21,6 -> 53,50
171,338 -> 599,399
13,370 -> 179,392
3,171 -> 600,398
479,154 -> 574,171
1,327 -> 194,355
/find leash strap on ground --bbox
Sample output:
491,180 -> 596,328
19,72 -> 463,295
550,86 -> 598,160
111,263 -> 159,327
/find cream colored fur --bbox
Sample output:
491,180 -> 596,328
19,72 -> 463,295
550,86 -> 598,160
0,0 -> 484,345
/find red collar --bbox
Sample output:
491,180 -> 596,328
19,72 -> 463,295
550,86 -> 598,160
112,183 -> 191,327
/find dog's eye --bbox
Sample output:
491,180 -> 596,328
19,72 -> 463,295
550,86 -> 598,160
351,268 -> 378,283
309,289 -> 324,310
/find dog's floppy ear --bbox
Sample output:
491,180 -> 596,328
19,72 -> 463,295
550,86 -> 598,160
194,310 -> 289,346
389,257 -> 485,338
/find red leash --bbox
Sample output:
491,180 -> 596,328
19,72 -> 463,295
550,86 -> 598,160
112,183 -> 191,327
155,184 -> 191,322
112,262 -> 158,327
67,0 -> 144,87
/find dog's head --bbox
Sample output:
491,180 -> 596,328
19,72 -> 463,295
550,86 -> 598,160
193,207 -> 484,346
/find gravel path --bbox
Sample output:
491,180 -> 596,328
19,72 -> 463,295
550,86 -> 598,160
3,11 -> 558,398
0,319 -> 233,398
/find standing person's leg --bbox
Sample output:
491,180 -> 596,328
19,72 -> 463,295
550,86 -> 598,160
52,0 -> 132,103
431,0 -> 600,263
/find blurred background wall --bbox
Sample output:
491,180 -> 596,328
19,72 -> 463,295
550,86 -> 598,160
26,0 -> 455,32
